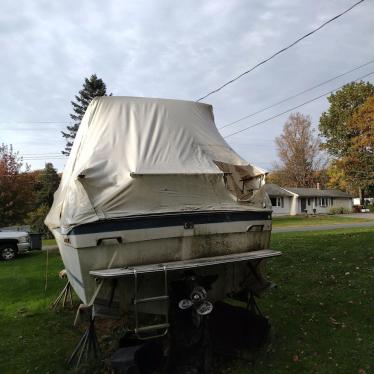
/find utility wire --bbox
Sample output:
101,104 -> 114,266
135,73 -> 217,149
0,121 -> 70,124
23,158 -> 64,160
223,70 -> 374,139
196,0 -> 365,102
0,2 -> 367,131
22,152 -> 62,155
219,58 -> 374,130
22,153 -> 64,156
0,174 -> 56,178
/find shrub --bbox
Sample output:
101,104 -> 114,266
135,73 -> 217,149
25,204 -> 53,238
329,207 -> 351,214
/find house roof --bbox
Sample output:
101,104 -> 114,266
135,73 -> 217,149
283,187 -> 351,198
263,184 -> 294,197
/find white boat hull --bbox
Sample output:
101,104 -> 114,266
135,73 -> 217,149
53,210 -> 272,305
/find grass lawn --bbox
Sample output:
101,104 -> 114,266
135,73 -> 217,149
1,227 -> 373,373
40,215 -> 372,248
0,252 -> 80,374
227,227 -> 374,374
272,214 -> 370,227
42,238 -> 57,246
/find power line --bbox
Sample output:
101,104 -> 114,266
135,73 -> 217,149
23,158 -> 64,160
0,2 -> 368,131
10,152 -> 65,158
22,153 -> 63,156
219,58 -> 374,130
223,70 -> 374,139
0,121 -> 70,124
22,155 -> 65,160
0,155 -> 64,160
23,156 -> 63,158
0,152 -> 65,160
196,0 -> 365,102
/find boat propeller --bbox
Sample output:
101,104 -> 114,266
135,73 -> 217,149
178,285 -> 213,316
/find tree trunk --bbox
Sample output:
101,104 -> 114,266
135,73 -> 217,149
359,187 -> 364,206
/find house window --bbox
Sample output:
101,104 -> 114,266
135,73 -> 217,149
319,197 -> 328,207
307,198 -> 311,206
270,197 -> 284,207
331,197 -> 334,206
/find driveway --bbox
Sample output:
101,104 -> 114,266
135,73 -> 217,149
273,213 -> 374,233
344,213 -> 374,219
42,214 -> 374,249
43,244 -> 59,251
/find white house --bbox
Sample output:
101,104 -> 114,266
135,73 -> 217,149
263,184 -> 352,216
262,184 -> 294,215
353,197 -> 374,206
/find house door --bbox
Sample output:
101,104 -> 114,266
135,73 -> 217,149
301,198 -> 307,212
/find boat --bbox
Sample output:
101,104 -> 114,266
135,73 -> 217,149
45,96 -> 278,314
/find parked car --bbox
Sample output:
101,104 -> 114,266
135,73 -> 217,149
0,230 -> 31,260
353,205 -> 371,213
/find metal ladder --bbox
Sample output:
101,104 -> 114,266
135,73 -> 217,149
132,265 -> 169,340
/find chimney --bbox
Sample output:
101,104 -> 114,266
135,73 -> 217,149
316,182 -> 321,190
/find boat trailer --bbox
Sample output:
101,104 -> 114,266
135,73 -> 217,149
67,249 -> 281,372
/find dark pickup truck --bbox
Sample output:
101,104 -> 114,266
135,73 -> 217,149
0,230 -> 31,260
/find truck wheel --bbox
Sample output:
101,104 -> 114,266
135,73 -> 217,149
0,245 -> 17,260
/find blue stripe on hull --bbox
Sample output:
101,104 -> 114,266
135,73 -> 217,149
69,210 -> 272,235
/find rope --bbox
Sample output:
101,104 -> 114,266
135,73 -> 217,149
44,246 -> 49,292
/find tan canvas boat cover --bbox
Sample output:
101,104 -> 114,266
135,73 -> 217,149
45,97 -> 266,231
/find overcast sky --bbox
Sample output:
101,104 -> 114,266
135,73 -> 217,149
0,0 -> 373,172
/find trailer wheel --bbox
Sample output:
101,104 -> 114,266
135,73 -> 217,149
0,244 -> 17,261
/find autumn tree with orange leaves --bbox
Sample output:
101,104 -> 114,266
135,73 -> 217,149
270,113 -> 327,187
320,81 -> 374,200
340,96 -> 374,195
0,144 -> 36,227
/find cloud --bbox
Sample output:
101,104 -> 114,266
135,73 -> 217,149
0,0 -> 373,172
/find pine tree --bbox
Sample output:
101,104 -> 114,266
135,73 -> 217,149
62,74 -> 109,155
35,163 -> 61,207
24,163 -> 60,237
